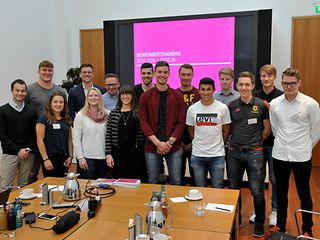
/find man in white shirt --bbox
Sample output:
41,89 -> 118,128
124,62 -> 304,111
265,68 -> 320,239
186,77 -> 230,188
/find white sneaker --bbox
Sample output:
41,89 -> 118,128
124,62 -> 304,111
249,212 -> 256,223
269,210 -> 277,226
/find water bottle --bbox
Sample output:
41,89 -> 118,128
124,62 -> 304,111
15,197 -> 23,228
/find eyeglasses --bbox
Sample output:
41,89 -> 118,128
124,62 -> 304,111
281,81 -> 299,87
105,83 -> 118,88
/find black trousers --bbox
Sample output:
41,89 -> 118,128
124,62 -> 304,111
42,152 -> 69,178
273,158 -> 313,233
112,146 -> 147,182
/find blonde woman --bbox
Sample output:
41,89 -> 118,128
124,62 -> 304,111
73,87 -> 108,179
36,92 -> 73,177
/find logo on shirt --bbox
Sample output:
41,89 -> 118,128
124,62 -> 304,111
251,105 -> 258,113
183,93 -> 196,107
196,113 -> 218,126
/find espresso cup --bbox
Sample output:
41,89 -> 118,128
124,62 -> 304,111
21,188 -> 33,198
188,189 -> 201,198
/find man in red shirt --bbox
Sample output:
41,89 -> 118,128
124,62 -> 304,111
139,61 -> 185,185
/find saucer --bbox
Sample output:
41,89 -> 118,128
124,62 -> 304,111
19,194 -> 37,200
184,194 -> 203,201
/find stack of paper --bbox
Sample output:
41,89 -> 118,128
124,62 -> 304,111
94,178 -> 141,188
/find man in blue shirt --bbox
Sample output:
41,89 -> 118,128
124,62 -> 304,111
214,67 -> 240,105
103,73 -> 120,111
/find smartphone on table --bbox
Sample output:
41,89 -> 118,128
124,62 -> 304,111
38,213 -> 57,221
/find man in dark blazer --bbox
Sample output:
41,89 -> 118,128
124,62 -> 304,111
68,64 -> 106,120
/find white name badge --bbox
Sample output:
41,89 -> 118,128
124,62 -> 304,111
52,124 -> 61,129
248,118 -> 257,125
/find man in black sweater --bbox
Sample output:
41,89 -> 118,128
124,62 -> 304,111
0,79 -> 38,188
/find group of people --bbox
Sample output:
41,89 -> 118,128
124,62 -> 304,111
0,59 -> 319,239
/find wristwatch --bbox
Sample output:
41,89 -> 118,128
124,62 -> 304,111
26,148 -> 32,154
169,139 -> 175,145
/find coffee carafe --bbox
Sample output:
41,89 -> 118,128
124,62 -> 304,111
62,172 -> 81,201
145,200 -> 166,238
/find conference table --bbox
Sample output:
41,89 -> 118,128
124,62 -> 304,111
4,177 -> 240,240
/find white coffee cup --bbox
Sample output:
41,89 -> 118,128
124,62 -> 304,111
136,234 -> 150,240
153,234 -> 172,240
188,189 -> 201,198
21,188 -> 33,198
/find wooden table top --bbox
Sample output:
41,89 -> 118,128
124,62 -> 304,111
2,177 -> 239,240
65,219 -> 231,240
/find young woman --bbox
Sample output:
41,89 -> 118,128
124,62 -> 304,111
36,92 -> 73,177
105,84 -> 147,181
73,87 -> 109,179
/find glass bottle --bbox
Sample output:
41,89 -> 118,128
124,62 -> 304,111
0,205 -> 7,231
160,185 -> 168,218
150,190 -> 160,202
7,205 -> 16,230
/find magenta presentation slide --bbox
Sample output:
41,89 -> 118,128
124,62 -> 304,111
133,17 -> 235,91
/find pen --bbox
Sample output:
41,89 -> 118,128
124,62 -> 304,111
215,207 -> 231,212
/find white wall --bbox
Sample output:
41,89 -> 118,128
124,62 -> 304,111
0,0 -> 317,103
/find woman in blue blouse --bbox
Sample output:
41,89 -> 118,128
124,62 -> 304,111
36,92 -> 73,177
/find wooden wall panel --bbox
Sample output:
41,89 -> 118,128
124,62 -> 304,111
292,16 -> 320,166
80,29 -> 105,87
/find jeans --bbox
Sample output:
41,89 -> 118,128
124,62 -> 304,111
77,158 -> 108,180
145,148 -> 183,185
227,148 -> 266,224
264,146 -> 277,210
181,148 -> 195,186
273,159 -> 313,233
191,155 -> 225,188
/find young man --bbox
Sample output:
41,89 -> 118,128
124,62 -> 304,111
265,68 -> 320,239
103,73 -> 120,111
186,77 -> 230,188
134,62 -> 154,101
139,61 -> 185,185
68,64 -> 106,120
214,67 -> 240,105
0,79 -> 38,187
26,60 -> 66,183
249,64 -> 283,226
178,64 -> 200,186
227,71 -> 271,238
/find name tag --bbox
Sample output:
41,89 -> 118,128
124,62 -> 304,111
53,124 -> 61,129
248,118 -> 257,125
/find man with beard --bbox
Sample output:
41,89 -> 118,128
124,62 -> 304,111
134,62 -> 154,101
